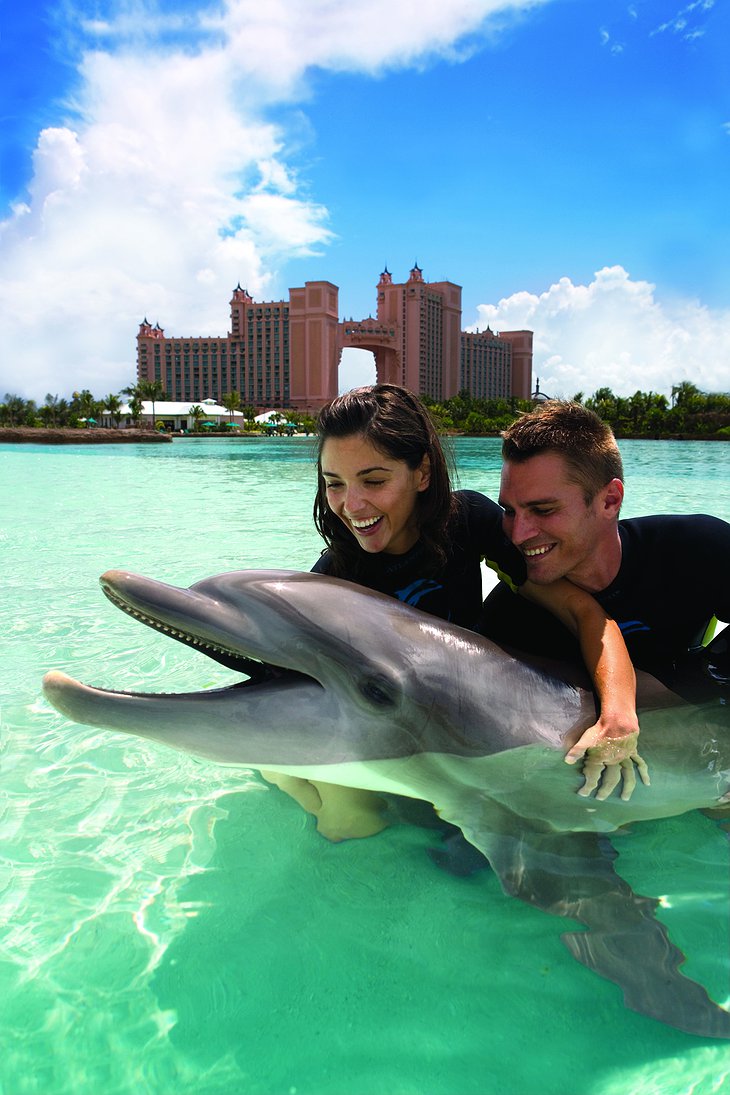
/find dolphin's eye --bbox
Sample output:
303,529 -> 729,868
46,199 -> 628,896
360,677 -> 395,707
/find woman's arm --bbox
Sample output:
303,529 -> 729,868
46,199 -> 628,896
521,578 -> 650,801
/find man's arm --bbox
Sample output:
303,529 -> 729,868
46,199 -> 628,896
521,579 -> 650,801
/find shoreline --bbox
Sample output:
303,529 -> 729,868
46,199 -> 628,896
1,426 -> 727,445
0,427 -> 172,444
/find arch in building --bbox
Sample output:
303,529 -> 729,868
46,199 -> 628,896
338,321 -> 401,386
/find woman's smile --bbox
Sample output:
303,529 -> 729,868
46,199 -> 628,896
348,514 -> 384,539
321,434 -> 430,555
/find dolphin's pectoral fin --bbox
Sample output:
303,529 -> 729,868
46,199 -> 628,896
458,799 -> 730,1039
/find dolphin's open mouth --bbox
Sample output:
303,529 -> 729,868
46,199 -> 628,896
101,577 -> 265,677
99,571 -> 300,685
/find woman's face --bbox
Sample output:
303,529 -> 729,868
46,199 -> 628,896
320,433 -> 431,555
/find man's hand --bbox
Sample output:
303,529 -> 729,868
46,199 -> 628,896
565,728 -> 650,801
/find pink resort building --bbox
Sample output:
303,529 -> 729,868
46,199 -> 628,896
136,266 -> 533,411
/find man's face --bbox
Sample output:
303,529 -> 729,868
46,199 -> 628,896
499,452 -> 619,588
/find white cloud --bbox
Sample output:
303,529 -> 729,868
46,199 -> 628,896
0,40 -> 328,398
650,0 -> 715,39
209,0 -> 550,95
0,0 -> 550,400
471,266 -> 730,399
599,26 -> 624,54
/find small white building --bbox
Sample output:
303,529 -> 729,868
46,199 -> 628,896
110,398 -> 246,431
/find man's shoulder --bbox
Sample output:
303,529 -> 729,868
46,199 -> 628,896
618,513 -> 730,559
620,513 -> 730,538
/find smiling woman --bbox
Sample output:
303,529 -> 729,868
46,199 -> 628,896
312,385 -> 524,623
320,433 -> 431,556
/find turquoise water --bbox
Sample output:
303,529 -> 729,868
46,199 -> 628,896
1,436 -> 729,1095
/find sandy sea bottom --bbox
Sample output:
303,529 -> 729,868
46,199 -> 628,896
1,436 -> 729,1095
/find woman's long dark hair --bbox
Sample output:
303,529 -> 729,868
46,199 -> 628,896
313,384 -> 457,578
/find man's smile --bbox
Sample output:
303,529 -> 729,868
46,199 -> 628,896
523,543 -> 556,558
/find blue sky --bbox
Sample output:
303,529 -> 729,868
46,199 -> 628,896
1,0 -> 728,401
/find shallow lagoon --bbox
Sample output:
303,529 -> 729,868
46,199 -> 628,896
1,436 -> 729,1095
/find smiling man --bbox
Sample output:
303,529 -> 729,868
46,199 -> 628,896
478,401 -> 730,694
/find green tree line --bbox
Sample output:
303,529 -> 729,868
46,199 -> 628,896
2,380 -> 729,438
0,382 -> 319,434
0,382 -> 166,430
423,380 -> 730,438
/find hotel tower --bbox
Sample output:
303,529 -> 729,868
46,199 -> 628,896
137,266 -> 532,411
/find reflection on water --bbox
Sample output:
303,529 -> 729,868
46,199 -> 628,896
1,437 -> 728,1095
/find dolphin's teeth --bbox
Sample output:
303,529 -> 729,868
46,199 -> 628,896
103,584 -> 257,668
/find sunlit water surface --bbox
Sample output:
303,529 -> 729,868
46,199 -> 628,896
1,436 -> 729,1095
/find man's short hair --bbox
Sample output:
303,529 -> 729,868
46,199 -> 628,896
501,400 -> 624,502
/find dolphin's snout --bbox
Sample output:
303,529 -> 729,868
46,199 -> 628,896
43,669 -> 73,693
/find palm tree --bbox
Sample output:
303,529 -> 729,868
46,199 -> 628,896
38,403 -> 57,428
71,389 -> 100,426
122,384 -> 144,428
221,389 -> 241,423
1,394 -> 30,426
267,411 -> 286,435
138,379 -> 166,430
128,394 -> 143,427
42,393 -> 61,427
671,381 -> 702,409
103,393 -> 122,428
585,387 -> 618,422
188,404 -> 206,432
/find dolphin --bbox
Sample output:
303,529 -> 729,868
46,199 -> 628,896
42,568 -> 730,1038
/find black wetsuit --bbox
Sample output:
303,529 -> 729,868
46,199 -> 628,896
311,489 -> 525,629
477,513 -> 730,693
